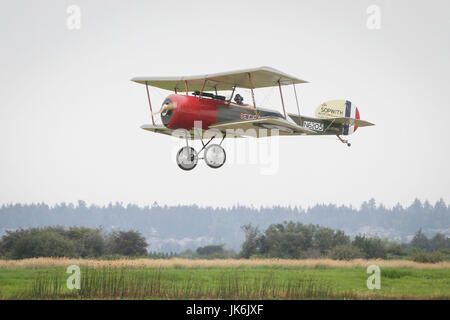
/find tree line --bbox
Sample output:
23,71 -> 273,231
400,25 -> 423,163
1,223 -> 448,263
0,198 -> 448,252
238,222 -> 450,262
0,227 -> 147,259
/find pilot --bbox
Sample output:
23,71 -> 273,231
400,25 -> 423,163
234,94 -> 244,105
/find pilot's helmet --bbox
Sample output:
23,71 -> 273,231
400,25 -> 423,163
234,94 -> 243,103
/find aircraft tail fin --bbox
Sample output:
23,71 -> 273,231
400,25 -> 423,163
315,100 -> 374,135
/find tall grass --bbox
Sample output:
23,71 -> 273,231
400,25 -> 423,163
31,271 -> 65,298
2,258 -> 449,270
29,267 -> 338,299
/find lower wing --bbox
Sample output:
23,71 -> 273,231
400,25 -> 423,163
209,116 -> 316,137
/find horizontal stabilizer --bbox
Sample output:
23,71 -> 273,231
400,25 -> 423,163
329,117 -> 375,127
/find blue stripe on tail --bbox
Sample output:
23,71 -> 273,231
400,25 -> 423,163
343,100 -> 351,135
345,100 -> 351,117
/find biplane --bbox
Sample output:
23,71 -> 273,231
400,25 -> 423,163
132,66 -> 374,170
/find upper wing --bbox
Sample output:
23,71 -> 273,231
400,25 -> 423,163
208,116 -> 316,137
131,66 -> 308,92
327,118 -> 375,127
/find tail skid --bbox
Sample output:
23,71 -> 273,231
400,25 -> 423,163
337,135 -> 351,147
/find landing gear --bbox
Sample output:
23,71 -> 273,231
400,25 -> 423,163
204,144 -> 226,169
176,133 -> 227,170
176,146 -> 198,170
337,135 -> 351,147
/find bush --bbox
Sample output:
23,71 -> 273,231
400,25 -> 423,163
411,250 -> 444,263
107,231 -> 148,256
196,245 -> 224,256
385,242 -> 407,257
64,227 -> 106,257
352,235 -> 387,259
0,227 -> 148,259
328,244 -> 364,260
411,229 -> 430,251
300,248 -> 323,259
438,248 -> 450,261
261,222 -> 314,259
195,245 -> 236,259
0,229 -> 30,257
239,225 -> 262,259
313,228 -> 350,254
429,233 -> 450,251
11,230 -> 77,259
239,222 -> 391,260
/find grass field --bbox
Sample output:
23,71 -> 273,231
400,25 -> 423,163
0,258 -> 449,299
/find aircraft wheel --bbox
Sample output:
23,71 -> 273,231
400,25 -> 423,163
176,146 -> 198,171
204,144 -> 226,169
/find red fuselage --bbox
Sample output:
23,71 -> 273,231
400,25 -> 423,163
161,94 -> 282,131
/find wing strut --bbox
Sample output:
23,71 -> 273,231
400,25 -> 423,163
293,83 -> 302,125
199,79 -> 207,99
227,86 -> 236,105
145,81 -> 156,126
248,73 -> 259,118
278,80 -> 287,120
184,80 -> 189,95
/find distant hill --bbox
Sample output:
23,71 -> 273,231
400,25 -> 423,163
0,198 -> 448,252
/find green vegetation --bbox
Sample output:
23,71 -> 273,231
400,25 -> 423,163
1,202 -> 447,300
196,245 -> 225,256
0,224 -> 448,263
239,223 -> 450,262
328,244 -> 364,260
1,199 -> 448,253
411,250 -> 446,263
0,227 -> 148,259
352,235 -> 387,259
0,266 -> 449,299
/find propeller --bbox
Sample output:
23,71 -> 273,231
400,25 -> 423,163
152,101 -> 177,115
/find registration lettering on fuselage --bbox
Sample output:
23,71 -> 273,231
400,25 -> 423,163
303,120 -> 324,131
240,113 -> 258,120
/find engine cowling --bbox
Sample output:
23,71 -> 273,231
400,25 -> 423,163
160,94 -> 218,131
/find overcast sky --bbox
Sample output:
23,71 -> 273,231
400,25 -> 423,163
0,0 -> 449,208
